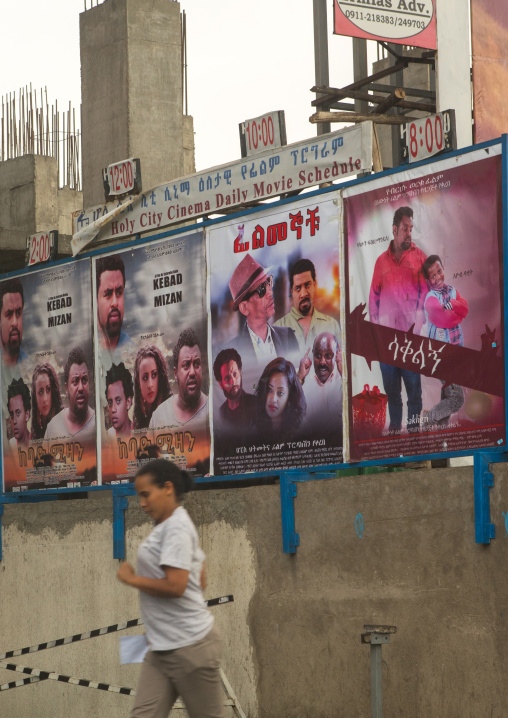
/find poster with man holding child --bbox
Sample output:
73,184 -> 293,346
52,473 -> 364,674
345,147 -> 505,462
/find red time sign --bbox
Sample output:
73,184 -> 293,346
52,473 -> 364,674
103,158 -> 142,200
400,110 -> 456,164
25,230 -> 58,267
239,111 -> 287,158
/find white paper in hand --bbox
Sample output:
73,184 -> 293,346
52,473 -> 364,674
119,635 -> 149,664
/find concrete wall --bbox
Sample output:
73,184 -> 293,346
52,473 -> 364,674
1,464 -> 508,716
0,156 -> 38,253
0,155 -> 82,269
372,48 -> 433,170
80,0 -> 195,209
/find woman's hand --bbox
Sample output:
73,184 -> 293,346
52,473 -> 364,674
117,562 -> 189,597
117,561 -> 136,586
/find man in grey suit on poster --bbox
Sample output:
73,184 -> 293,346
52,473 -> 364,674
227,253 -> 299,365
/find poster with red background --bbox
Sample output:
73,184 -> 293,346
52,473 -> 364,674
345,147 -> 505,462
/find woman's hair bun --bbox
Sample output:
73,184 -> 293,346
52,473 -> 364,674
136,459 -> 194,499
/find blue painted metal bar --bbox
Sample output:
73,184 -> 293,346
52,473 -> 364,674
280,473 -> 300,554
279,471 -> 336,554
112,487 -> 131,560
474,453 -> 495,544
0,484 -> 136,562
474,450 -> 508,544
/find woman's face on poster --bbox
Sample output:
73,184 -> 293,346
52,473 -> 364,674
35,372 -> 52,419
265,371 -> 289,421
139,357 -> 159,409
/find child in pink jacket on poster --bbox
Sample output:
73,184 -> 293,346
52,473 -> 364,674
422,254 -> 469,428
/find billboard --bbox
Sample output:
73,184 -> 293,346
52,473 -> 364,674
95,230 -> 210,483
1,141 -> 507,493
344,147 -> 504,461
334,0 -> 437,50
208,194 -> 344,475
1,260 -> 96,491
72,124 -> 373,252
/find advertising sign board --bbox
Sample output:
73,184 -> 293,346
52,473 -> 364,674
334,0 -> 437,50
1,140 -> 506,494
239,111 -> 287,158
72,124 -> 373,254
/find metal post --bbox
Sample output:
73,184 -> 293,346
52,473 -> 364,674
362,625 -> 396,718
313,0 -> 331,135
388,44 -> 404,168
370,638 -> 385,718
353,39 -> 368,114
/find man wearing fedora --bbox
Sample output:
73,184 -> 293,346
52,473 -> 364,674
227,253 -> 299,364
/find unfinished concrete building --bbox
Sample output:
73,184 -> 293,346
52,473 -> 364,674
0,0 -> 194,272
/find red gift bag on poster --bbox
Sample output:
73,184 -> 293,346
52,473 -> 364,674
352,384 -> 387,440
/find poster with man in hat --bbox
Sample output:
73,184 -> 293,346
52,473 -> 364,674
208,194 -> 344,475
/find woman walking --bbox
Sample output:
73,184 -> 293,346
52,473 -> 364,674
117,459 -> 224,718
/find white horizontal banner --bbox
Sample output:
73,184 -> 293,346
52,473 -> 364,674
71,123 -> 373,255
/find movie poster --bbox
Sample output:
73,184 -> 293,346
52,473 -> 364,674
95,230 -> 210,483
1,260 -> 96,491
345,147 -> 505,462
208,193 -> 344,475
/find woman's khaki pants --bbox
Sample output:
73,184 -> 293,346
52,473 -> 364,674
130,625 -> 224,718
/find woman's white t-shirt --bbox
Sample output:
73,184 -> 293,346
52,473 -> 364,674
136,505 -> 213,650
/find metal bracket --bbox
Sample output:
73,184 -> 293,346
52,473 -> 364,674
0,484 -> 136,562
279,471 -> 336,554
474,450 -> 507,544
280,473 -> 300,554
112,486 -> 136,560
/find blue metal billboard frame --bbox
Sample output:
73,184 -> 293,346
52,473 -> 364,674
0,137 -> 507,556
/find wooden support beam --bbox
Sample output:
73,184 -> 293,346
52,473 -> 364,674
309,111 -> 418,125
372,88 -> 405,115
342,60 -> 408,92
311,86 -> 436,114
367,83 -> 436,100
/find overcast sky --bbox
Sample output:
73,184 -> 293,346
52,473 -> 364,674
0,0 -> 369,173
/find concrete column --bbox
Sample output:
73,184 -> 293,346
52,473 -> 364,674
80,0 -> 195,209
436,0 -> 472,149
